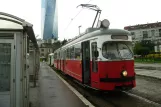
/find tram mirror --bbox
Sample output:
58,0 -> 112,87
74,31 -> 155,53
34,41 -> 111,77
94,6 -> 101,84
94,51 -> 99,57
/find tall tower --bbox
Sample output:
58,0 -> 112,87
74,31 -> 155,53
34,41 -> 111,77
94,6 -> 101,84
52,0 -> 58,39
41,0 -> 58,40
41,0 -> 46,39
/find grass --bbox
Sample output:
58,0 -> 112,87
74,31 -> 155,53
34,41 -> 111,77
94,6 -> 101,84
135,58 -> 161,63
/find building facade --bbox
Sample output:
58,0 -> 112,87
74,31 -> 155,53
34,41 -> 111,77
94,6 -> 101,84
36,39 -> 53,59
39,43 -> 53,59
39,47 -> 52,57
41,0 -> 58,40
124,22 -> 161,52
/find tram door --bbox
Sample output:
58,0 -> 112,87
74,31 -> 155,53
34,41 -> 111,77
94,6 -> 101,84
91,41 -> 99,88
82,41 -> 91,85
0,39 -> 14,107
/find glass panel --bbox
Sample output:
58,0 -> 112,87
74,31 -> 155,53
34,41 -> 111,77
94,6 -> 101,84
67,48 -> 70,59
102,42 -> 120,59
91,42 -> 98,72
151,30 -> 155,37
102,42 -> 133,60
75,43 -> 81,60
70,47 -> 75,59
159,29 -> 161,37
118,43 -> 133,59
143,31 -> 148,38
54,53 -> 57,59
0,33 -> 14,39
92,42 -> 97,56
0,43 -> 11,92
111,35 -> 128,40
63,50 -> 66,59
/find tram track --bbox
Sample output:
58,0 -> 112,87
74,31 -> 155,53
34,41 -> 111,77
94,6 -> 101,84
123,91 -> 161,106
52,67 -> 161,107
128,75 -> 161,105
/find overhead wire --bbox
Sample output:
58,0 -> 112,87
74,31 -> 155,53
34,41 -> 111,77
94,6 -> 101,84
63,0 -> 93,32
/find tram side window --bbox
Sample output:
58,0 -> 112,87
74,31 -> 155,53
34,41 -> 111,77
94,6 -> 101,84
67,48 -> 70,59
66,49 -> 68,59
92,42 -> 97,56
64,50 -> 66,59
56,53 -> 57,60
75,43 -> 81,60
70,46 -> 75,59
91,42 -> 98,72
54,53 -> 57,60
58,52 -> 60,60
59,51 -> 61,60
61,51 -> 63,60
57,52 -> 58,59
63,50 -> 65,59
62,51 -> 63,59
58,52 -> 59,60
59,52 -> 61,60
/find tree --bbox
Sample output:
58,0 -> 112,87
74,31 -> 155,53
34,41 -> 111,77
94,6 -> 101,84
52,40 -> 61,52
139,47 -> 150,56
54,38 -> 57,41
134,42 -> 142,55
51,39 -> 69,52
140,40 -> 155,53
43,43 -> 52,48
134,41 -> 151,56
61,39 -> 68,46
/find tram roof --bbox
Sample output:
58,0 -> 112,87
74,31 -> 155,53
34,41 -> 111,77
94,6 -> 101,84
49,53 -> 54,56
0,12 -> 38,49
56,28 -> 131,51
89,28 -> 131,36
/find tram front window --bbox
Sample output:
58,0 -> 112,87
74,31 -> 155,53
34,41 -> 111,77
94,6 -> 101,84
102,42 -> 133,60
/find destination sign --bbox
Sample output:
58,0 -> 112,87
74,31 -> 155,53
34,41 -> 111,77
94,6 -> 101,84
111,35 -> 128,40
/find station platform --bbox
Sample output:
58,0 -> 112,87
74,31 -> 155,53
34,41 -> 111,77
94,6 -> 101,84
0,92 -> 10,107
39,62 -> 88,107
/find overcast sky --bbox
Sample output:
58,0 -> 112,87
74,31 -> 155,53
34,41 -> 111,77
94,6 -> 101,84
0,0 -> 41,38
58,0 -> 161,40
0,0 -> 161,40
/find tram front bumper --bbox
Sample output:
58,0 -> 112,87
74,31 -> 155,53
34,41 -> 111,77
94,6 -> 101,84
99,76 -> 136,90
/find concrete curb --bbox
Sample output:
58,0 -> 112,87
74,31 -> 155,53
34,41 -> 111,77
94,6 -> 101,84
136,74 -> 161,80
135,66 -> 161,70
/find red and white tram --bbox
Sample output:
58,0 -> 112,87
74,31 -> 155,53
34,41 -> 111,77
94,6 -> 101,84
48,53 -> 54,66
53,19 -> 136,91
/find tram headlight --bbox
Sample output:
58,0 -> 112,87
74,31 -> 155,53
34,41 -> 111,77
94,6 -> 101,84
122,70 -> 128,77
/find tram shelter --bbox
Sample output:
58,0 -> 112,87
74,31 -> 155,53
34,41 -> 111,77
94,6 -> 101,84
0,12 -> 38,107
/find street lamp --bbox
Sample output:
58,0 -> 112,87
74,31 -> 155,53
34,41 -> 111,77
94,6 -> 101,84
78,25 -> 82,35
